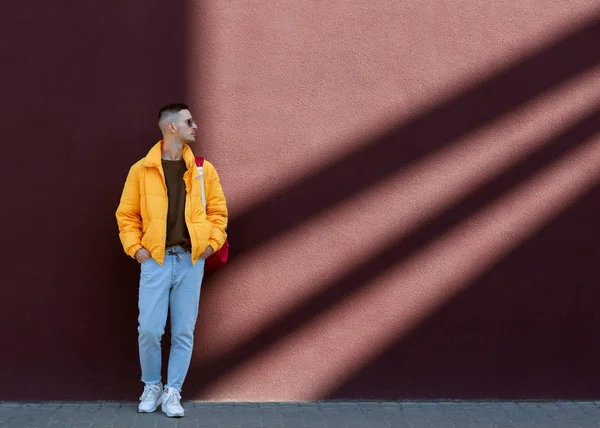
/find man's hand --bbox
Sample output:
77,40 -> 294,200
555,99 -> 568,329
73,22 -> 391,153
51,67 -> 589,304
200,245 -> 214,260
135,248 -> 152,263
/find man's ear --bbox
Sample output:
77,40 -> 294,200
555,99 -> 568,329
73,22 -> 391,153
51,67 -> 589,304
168,122 -> 176,134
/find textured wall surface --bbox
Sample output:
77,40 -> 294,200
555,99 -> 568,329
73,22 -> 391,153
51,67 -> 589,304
1,0 -> 600,400
0,1 -> 188,400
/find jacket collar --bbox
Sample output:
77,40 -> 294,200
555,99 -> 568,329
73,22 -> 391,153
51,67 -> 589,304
143,140 -> 196,169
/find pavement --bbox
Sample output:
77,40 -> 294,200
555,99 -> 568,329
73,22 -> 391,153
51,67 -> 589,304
2,401 -> 600,428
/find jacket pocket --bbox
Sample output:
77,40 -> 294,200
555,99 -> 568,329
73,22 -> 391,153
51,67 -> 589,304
191,220 -> 213,258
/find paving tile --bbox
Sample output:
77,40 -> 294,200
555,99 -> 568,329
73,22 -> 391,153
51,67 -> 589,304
70,423 -> 93,428
112,423 -> 139,428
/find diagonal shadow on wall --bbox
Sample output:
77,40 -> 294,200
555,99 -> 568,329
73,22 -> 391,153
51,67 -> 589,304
226,17 -> 600,259
330,179 -> 600,400
188,99 -> 600,396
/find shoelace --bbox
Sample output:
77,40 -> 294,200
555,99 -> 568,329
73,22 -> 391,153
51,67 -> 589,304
140,384 -> 162,401
163,389 -> 181,406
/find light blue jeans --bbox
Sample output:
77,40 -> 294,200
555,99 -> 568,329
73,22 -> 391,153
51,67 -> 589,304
138,246 -> 205,391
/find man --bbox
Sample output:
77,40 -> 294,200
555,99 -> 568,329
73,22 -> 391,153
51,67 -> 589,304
116,103 -> 227,417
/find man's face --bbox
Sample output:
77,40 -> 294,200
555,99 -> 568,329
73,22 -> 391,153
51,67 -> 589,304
174,109 -> 198,143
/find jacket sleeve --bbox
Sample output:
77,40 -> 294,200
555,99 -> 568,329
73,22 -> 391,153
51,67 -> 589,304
204,161 -> 228,251
115,164 -> 143,258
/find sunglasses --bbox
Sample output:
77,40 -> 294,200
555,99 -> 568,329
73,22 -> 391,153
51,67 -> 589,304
184,118 -> 197,127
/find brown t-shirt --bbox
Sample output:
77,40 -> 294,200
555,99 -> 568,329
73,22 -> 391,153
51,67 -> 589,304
162,159 -> 191,251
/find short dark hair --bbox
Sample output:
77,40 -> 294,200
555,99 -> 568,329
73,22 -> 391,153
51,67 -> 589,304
158,103 -> 189,121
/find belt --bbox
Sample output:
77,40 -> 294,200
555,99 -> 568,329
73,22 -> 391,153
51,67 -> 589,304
166,246 -> 189,256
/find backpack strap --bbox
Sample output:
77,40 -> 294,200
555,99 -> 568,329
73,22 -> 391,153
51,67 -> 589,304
194,156 -> 207,211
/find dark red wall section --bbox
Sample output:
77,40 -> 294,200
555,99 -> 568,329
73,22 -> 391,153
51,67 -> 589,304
0,1 -> 186,400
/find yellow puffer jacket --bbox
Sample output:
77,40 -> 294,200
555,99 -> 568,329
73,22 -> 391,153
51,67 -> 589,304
116,141 -> 228,265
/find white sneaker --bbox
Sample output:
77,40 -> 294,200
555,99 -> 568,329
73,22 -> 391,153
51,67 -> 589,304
138,382 -> 163,413
161,387 -> 184,417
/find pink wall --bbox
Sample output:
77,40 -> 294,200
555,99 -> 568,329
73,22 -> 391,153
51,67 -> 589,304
2,0 -> 600,400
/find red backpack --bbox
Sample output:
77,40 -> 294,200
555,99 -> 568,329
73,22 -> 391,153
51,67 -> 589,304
195,156 -> 229,274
